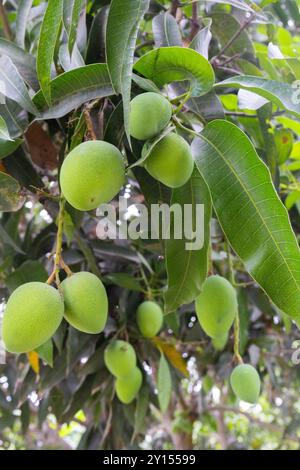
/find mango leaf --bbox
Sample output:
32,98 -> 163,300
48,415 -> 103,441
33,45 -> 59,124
0,99 -> 28,139
35,339 -> 53,368
133,384 -> 149,438
134,46 -> 215,97
27,351 -> 39,375
153,337 -> 188,377
6,260 -> 48,292
59,42 -> 85,72
164,168 -> 211,313
106,0 -> 150,142
15,0 -> 33,49
0,171 -> 25,212
0,56 -> 38,115
152,12 -> 182,48
0,116 -> 11,141
189,18 -> 212,59
0,139 -> 22,160
186,91 -> 224,122
63,0 -> 85,55
216,76 -> 300,119
33,64 -> 114,119
192,120 -> 300,320
37,0 -> 63,104
274,128 -> 293,165
0,38 -> 38,90
211,13 -> 255,57
129,124 -> 174,169
157,353 -> 172,413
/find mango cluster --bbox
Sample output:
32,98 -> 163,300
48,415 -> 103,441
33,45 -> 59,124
2,272 -> 108,354
130,92 -> 194,188
104,340 -> 142,404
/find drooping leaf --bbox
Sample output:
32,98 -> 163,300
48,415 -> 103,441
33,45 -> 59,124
86,5 -> 109,64
33,64 -> 114,119
63,0 -> 85,55
157,353 -> 172,413
106,0 -> 150,142
216,75 -> 300,119
133,384 -> 149,438
165,168 -> 211,313
35,339 -> 53,368
134,46 -> 215,97
152,12 -> 182,48
192,120 -> 300,320
37,0 -> 63,104
0,116 -> 11,141
0,38 -> 38,90
15,0 -> 33,49
153,337 -> 188,376
27,351 -> 40,375
0,55 -> 38,115
189,18 -> 212,59
0,171 -> 25,212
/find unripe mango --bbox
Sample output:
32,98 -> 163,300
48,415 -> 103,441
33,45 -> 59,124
104,340 -> 136,377
230,364 -> 261,404
130,92 -> 172,140
60,140 -> 125,211
61,272 -> 108,334
136,300 -> 163,338
212,331 -> 228,351
144,133 -> 194,188
195,275 -> 237,338
115,366 -> 142,404
2,282 -> 63,354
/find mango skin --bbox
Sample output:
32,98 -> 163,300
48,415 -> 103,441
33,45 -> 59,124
230,364 -> 261,404
195,275 -> 237,338
130,92 -> 172,141
136,300 -> 163,338
2,282 -> 64,354
115,366 -> 142,404
60,140 -> 125,211
61,272 -> 108,334
144,133 -> 194,188
104,340 -> 136,378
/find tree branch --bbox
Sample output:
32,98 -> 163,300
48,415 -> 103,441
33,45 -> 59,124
0,1 -> 12,40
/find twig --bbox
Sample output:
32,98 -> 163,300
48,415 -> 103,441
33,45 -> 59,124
169,0 -> 180,17
211,12 -> 256,65
0,1 -> 12,40
189,2 -> 200,41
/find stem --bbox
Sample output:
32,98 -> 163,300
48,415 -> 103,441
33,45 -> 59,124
0,1 -> 12,40
234,313 -> 243,365
54,197 -> 66,289
173,89 -> 192,114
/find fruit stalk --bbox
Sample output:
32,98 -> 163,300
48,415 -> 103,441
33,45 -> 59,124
47,196 -> 66,289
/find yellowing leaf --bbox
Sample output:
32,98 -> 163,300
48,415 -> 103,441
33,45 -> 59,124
27,351 -> 39,374
152,337 -> 188,377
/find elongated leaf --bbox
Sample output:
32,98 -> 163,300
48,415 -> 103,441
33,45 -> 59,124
157,353 -> 172,413
189,18 -> 212,59
0,116 -> 11,141
35,339 -> 53,368
16,0 -> 33,49
211,13 -> 255,57
0,171 -> 25,212
0,99 -> 28,139
130,124 -> 174,169
134,47 -> 215,97
63,0 -> 85,55
6,260 -> 48,292
152,12 -> 182,48
33,64 -> 114,119
37,0 -> 63,104
186,91 -> 224,122
216,75 -> 300,119
59,42 -> 85,72
192,120 -> 300,320
0,39 -> 38,90
0,56 -> 38,115
106,0 -> 150,142
165,168 -> 211,313
0,139 -> 23,160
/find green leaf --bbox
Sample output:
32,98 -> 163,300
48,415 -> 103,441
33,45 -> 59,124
133,384 -> 149,438
192,120 -> 300,320
63,0 -> 85,55
152,12 -> 182,48
211,13 -> 255,57
0,116 -> 12,141
0,38 -> 38,90
216,75 -> 300,119
33,64 -> 114,119
15,0 -> 33,49
103,272 -> 143,291
0,139 -> 22,160
164,168 -> 212,313
0,99 -> 28,139
59,42 -> 85,72
129,124 -> 174,169
6,260 -> 48,292
0,171 -> 25,212
35,339 -> 54,367
0,55 -> 38,115
134,46 -> 215,97
106,0 -> 150,142
0,224 -> 24,254
37,0 -> 63,104
274,128 -> 293,165
157,353 -> 172,413
189,18 -> 212,59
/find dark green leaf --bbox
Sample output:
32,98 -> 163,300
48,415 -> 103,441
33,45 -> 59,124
157,353 -> 172,413
0,171 -> 25,212
152,12 -> 182,48
0,38 -> 38,90
6,260 -> 48,292
16,0 -> 33,49
63,0 -> 85,55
